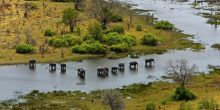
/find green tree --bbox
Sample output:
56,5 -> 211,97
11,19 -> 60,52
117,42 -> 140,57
62,8 -> 79,32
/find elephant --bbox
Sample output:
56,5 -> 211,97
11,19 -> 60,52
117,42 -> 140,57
129,61 -> 138,70
78,68 -> 85,79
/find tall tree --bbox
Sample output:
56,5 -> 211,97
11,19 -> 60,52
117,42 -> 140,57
62,8 -> 79,32
167,59 -> 197,88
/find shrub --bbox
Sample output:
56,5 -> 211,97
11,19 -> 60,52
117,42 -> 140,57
136,24 -> 142,31
110,15 -> 123,22
16,44 -> 34,54
88,21 -> 103,41
172,87 -> 196,101
103,32 -> 123,46
198,98 -> 218,110
110,43 -> 130,53
155,20 -> 174,30
72,41 -> 107,54
145,102 -> 156,110
122,35 -> 137,47
106,25 -> 124,34
141,33 -> 158,46
103,32 -> 137,47
44,29 -> 56,36
49,35 -> 82,48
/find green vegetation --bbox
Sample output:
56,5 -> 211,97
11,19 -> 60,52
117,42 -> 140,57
155,20 -> 174,30
72,41 -> 107,54
141,33 -> 158,46
136,24 -> 142,31
106,25 -> 125,34
44,29 -> 56,36
172,87 -> 196,101
16,44 -> 34,54
110,43 -> 130,53
48,35 -> 82,48
103,32 -> 136,46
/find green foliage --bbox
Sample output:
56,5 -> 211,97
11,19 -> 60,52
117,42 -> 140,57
72,41 -> 107,54
145,102 -> 156,110
87,21 -> 103,41
103,32 -> 136,47
62,8 -> 78,25
106,25 -> 124,34
110,43 -> 130,53
136,24 -> 142,31
155,20 -> 174,30
110,14 -> 123,22
172,87 -> 196,101
49,35 -> 82,48
141,33 -> 158,46
16,44 -> 34,54
198,98 -> 218,110
44,29 -> 56,36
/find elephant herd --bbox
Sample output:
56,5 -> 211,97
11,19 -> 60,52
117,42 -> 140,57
29,58 -> 155,79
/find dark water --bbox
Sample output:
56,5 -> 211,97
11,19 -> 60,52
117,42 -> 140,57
1,0 -> 220,100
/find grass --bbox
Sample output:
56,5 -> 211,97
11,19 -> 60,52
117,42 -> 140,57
2,70 -> 220,110
0,0 -> 204,65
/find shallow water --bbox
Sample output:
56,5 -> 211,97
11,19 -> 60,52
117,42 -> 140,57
1,0 -> 220,100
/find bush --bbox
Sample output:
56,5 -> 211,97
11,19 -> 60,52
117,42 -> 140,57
110,15 -> 123,22
136,24 -> 142,31
103,32 -> 123,46
49,35 -> 82,48
198,98 -> 218,110
145,102 -> 156,110
172,87 -> 196,101
155,20 -> 174,30
122,35 -> 137,47
141,33 -> 158,46
110,43 -> 129,53
88,21 -> 103,41
16,44 -> 34,54
44,29 -> 56,36
103,32 -> 136,46
106,25 -> 124,34
72,41 -> 107,54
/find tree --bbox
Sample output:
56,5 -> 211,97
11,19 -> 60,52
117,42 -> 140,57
62,8 -> 79,32
167,59 -> 197,88
87,20 -> 103,41
102,90 -> 125,110
89,0 -> 117,29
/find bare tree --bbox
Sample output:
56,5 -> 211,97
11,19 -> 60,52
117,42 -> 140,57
102,90 -> 125,110
89,0 -> 117,29
167,59 -> 197,88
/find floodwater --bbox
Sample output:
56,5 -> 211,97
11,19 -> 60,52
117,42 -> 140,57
1,0 -> 220,100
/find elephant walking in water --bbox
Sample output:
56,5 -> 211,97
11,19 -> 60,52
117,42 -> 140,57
129,61 -> 138,70
78,68 -> 85,79
97,67 -> 108,77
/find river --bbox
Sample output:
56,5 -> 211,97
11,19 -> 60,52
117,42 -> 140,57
1,0 -> 220,100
